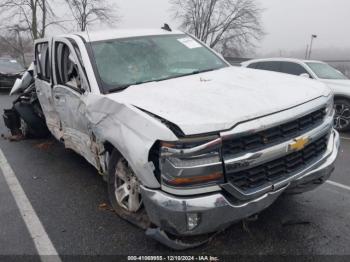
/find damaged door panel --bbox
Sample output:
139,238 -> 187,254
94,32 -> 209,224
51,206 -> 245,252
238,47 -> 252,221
35,40 -> 62,140
51,38 -> 98,168
2,29 -> 341,250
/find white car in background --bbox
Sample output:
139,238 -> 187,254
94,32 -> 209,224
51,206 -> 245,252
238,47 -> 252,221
242,58 -> 350,132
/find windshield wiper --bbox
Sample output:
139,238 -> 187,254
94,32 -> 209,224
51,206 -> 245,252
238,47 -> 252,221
154,67 -> 221,83
108,80 -> 157,93
107,67 -> 222,93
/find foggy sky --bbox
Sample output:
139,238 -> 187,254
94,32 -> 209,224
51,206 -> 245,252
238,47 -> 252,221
113,0 -> 350,57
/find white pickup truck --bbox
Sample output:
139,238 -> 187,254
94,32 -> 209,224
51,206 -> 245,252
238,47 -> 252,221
4,29 -> 340,249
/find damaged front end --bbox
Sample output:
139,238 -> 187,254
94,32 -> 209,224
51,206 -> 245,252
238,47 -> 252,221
141,97 -> 340,249
2,66 -> 50,139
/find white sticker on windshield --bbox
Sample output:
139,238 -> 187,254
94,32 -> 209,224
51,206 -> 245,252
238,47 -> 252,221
10,60 -> 17,63
177,37 -> 202,49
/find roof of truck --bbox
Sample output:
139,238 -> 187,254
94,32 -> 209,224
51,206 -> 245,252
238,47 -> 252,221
75,28 -> 185,42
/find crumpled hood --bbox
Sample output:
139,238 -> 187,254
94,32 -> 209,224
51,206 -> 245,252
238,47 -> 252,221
108,67 -> 330,135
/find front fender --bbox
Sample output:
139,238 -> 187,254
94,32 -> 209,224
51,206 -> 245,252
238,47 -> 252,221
83,94 -> 178,188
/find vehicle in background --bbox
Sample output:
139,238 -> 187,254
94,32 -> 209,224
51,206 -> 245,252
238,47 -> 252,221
3,29 -> 339,250
242,58 -> 350,132
0,58 -> 25,90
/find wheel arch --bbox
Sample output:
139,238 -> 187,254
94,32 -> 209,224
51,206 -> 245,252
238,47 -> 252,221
103,140 -> 115,154
333,95 -> 350,132
101,139 -> 160,188
334,94 -> 350,102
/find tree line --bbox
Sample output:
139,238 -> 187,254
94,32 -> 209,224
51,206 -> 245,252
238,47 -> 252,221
0,0 -> 263,66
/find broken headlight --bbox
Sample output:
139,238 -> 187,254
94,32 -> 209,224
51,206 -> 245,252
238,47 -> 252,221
157,135 -> 224,192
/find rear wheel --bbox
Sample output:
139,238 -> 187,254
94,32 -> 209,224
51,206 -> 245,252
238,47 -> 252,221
334,99 -> 350,132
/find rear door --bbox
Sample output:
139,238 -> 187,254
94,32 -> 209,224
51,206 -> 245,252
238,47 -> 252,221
34,40 -> 62,139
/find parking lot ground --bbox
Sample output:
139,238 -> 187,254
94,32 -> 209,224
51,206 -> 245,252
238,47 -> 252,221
0,168 -> 38,256
0,91 -> 350,259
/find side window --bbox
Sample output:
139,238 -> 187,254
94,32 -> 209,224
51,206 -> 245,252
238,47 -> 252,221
247,63 -> 258,69
255,62 -> 281,73
280,62 -> 309,76
54,42 -> 82,91
35,42 -> 51,82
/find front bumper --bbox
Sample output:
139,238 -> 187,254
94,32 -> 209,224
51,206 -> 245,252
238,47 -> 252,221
141,130 -> 340,236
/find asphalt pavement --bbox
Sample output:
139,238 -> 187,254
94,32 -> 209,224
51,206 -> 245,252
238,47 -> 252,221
0,90 -> 349,260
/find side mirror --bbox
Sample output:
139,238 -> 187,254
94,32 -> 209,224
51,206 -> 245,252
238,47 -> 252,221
300,73 -> 311,78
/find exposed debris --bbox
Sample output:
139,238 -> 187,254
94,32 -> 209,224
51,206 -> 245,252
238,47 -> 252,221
1,133 -> 26,142
242,214 -> 259,234
242,220 -> 251,234
98,203 -> 114,212
146,227 -> 209,250
34,140 -> 55,151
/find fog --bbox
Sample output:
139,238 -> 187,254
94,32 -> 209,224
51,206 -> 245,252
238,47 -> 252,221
113,0 -> 350,58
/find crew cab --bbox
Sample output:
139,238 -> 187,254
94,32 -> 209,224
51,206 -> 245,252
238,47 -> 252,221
242,58 -> 350,132
5,29 -> 340,249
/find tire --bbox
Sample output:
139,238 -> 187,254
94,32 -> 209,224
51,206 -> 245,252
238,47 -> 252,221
13,102 -> 50,138
334,99 -> 350,132
107,149 -> 150,229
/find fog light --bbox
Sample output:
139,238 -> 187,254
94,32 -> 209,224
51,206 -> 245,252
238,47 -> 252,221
187,213 -> 200,231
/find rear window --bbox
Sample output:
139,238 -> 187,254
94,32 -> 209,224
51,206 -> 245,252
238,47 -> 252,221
280,62 -> 309,76
247,63 -> 258,69
254,61 -> 281,72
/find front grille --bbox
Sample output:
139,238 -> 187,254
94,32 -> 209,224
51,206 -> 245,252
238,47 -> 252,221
222,107 -> 326,156
226,134 -> 329,191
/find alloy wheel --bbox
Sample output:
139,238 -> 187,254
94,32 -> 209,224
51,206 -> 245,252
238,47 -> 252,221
114,158 -> 142,213
334,102 -> 350,130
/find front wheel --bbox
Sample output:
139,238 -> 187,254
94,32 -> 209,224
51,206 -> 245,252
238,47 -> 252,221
107,150 -> 150,229
334,99 -> 350,132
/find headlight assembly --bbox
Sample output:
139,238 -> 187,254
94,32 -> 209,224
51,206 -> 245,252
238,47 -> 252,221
325,95 -> 335,117
155,136 -> 225,190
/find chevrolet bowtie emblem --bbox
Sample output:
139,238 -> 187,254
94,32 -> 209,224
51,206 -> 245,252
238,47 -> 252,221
289,137 -> 309,152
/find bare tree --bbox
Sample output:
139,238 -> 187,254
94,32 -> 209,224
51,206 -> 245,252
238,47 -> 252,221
65,0 -> 119,31
170,0 -> 264,55
0,31 -> 33,66
0,0 -> 61,40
